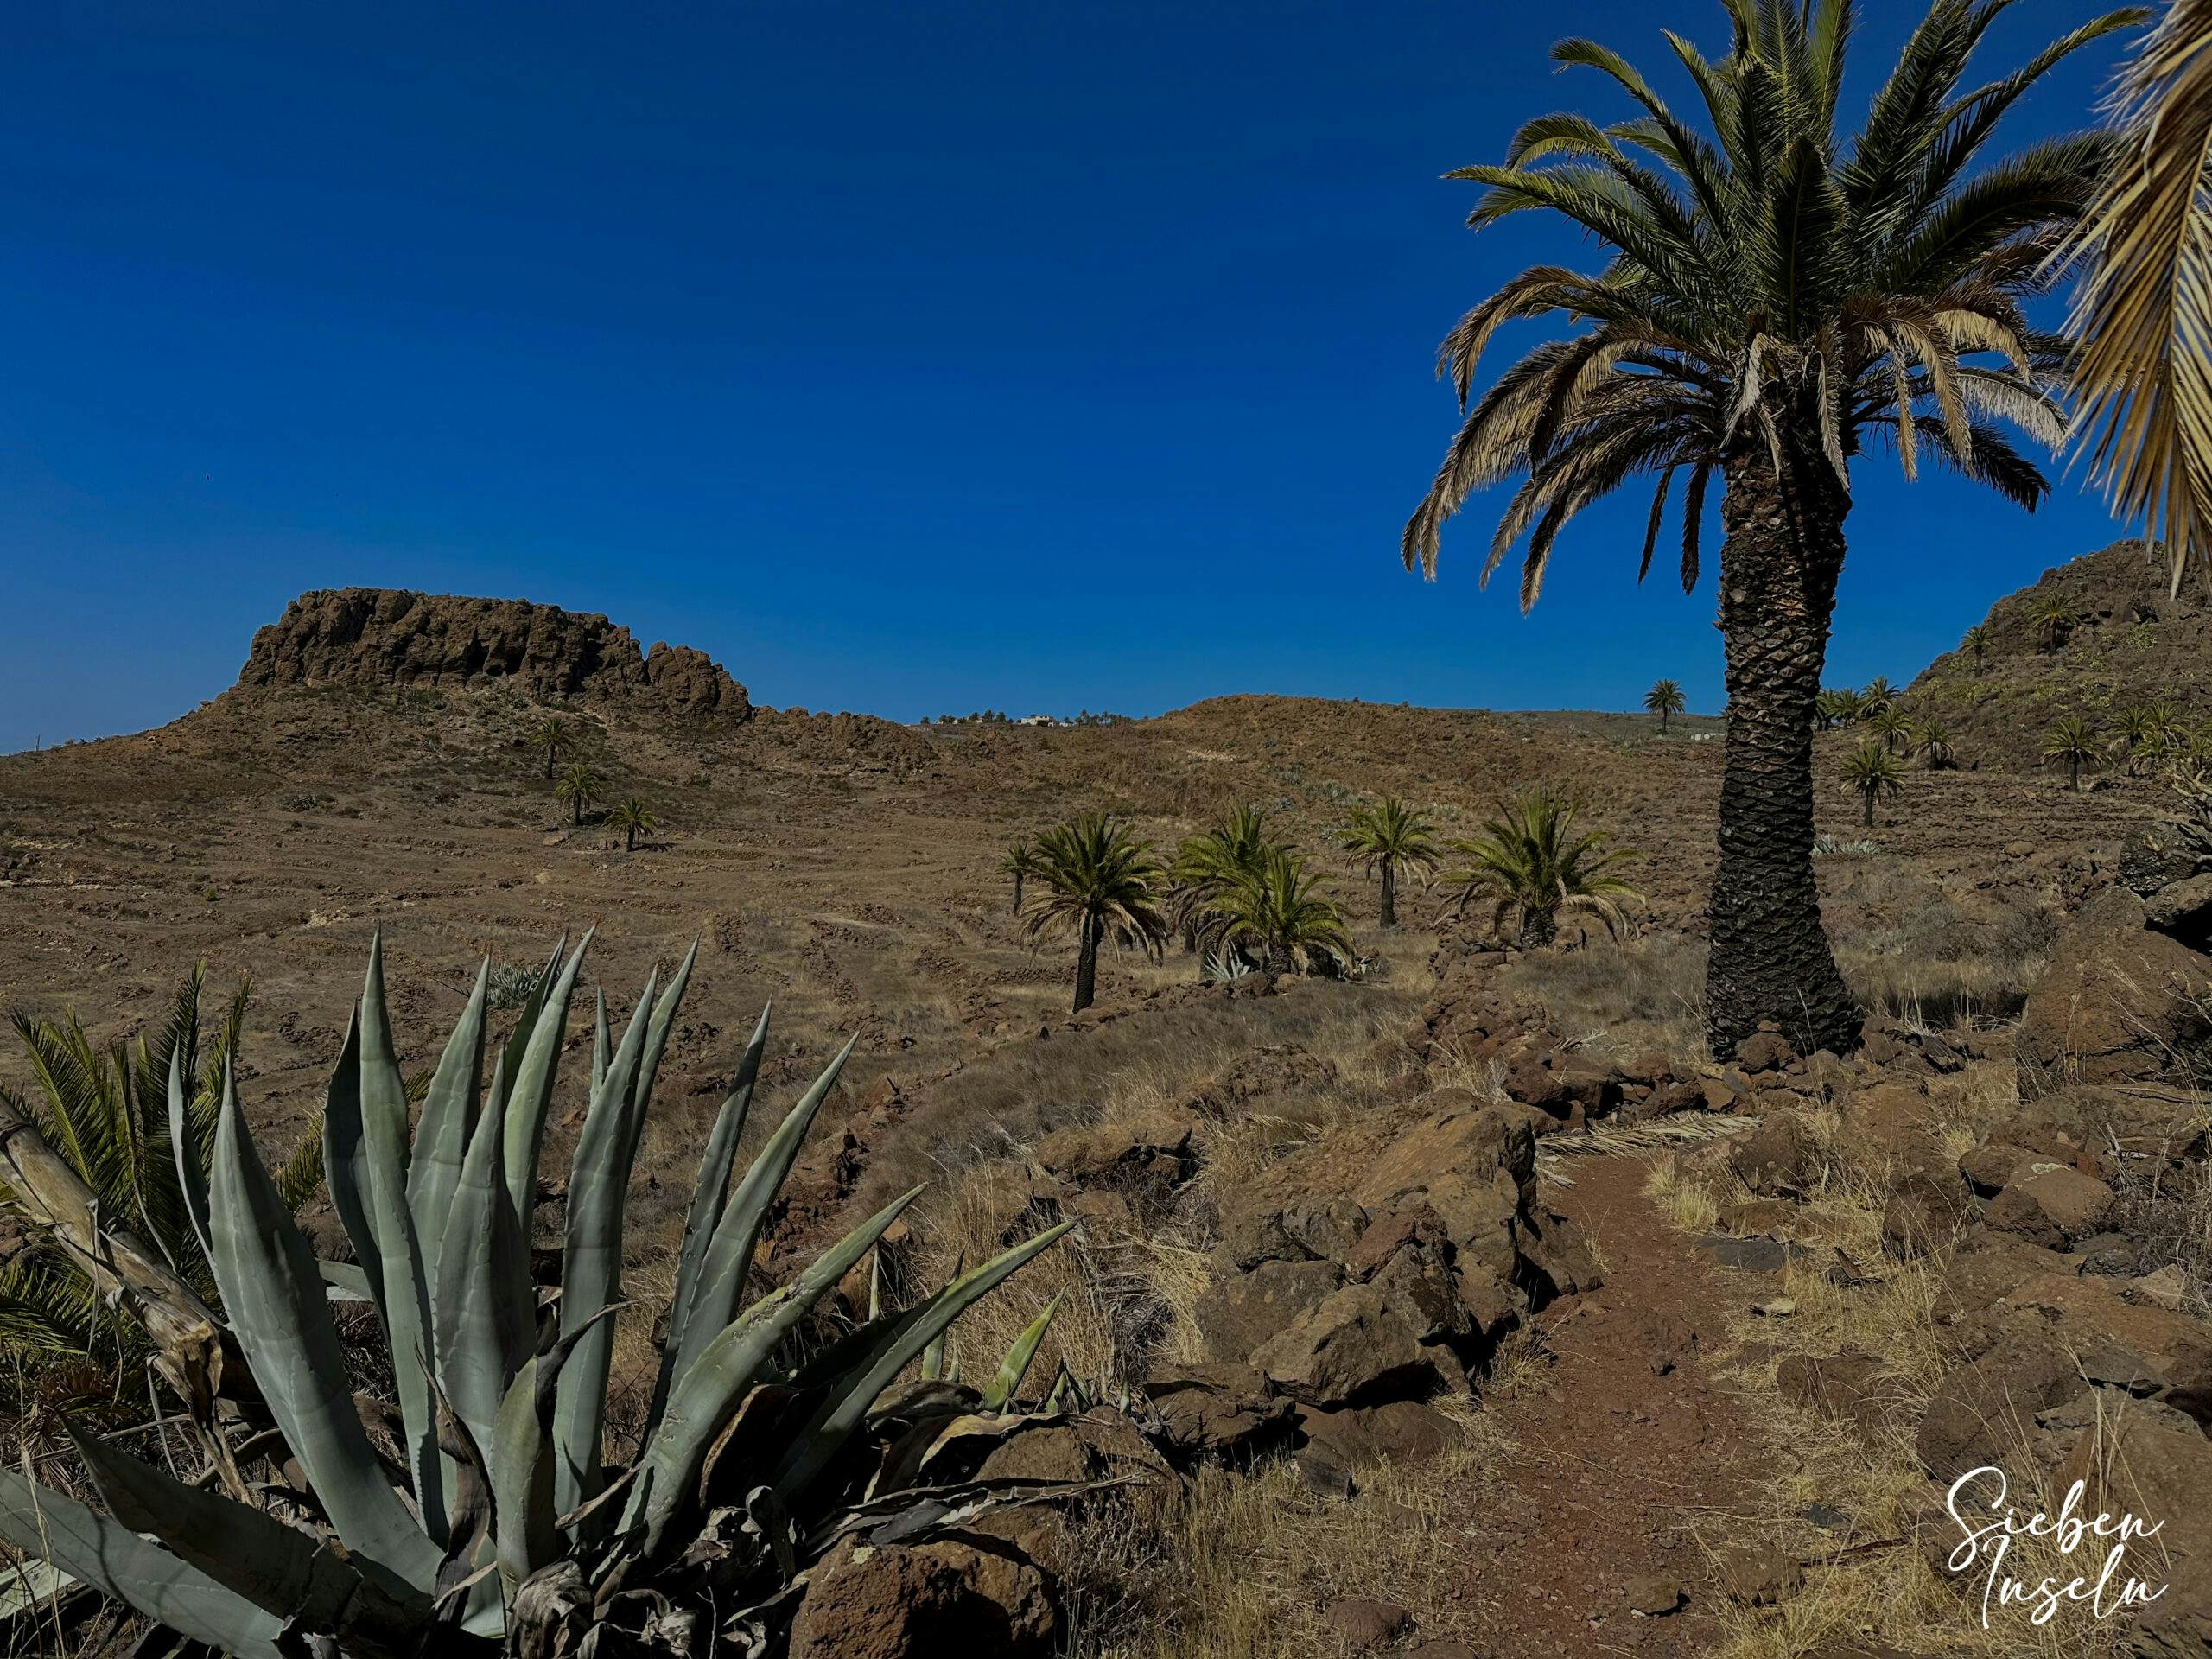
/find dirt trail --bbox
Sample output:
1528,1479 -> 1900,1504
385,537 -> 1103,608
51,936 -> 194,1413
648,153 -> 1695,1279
1453,1153 -> 1777,1656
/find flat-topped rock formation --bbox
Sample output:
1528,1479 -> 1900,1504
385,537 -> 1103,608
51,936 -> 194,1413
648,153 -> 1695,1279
238,588 -> 751,720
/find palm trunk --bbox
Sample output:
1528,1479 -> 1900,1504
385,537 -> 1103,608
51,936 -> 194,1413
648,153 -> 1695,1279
545,750 -> 556,779
2070,756 -> 2082,791
1519,907 -> 1556,949
1862,791 -> 1875,829
1661,709 -> 1671,734
626,824 -> 638,852
572,797 -> 583,827
1072,912 -> 1099,1014
1704,445 -> 1861,1060
1012,874 -> 1024,914
1264,939 -> 1294,976
1379,860 -> 1398,929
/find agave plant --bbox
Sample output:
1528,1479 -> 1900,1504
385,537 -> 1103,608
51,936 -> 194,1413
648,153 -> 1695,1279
0,936 -> 1074,1656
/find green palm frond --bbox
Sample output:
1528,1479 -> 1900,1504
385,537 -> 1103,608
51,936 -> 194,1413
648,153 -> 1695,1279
1440,788 -> 1644,945
1338,797 -> 1441,875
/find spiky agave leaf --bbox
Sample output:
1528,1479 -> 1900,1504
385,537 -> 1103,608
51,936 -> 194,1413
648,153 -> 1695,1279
980,1293 -> 1065,1413
493,1308 -> 621,1599
433,1076 -> 536,1468
407,958 -> 490,1319
500,931 -> 593,1223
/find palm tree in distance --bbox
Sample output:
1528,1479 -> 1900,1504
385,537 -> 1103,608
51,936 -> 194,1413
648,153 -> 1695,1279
1961,624 -> 1993,674
1397,0 -> 2131,1055
607,797 -> 658,852
2062,0 -> 2212,599
1441,788 -> 1643,950
998,838 -> 1042,914
2045,715 -> 2102,791
528,717 -> 574,780
1023,814 -> 1169,1014
556,762 -> 607,827
1643,679 -> 1688,734
1841,741 -> 1904,827
1207,848 -> 1355,976
1338,796 -> 1441,928
2032,595 -> 2081,652
1815,688 -> 1862,730
1859,678 -> 1898,719
1870,706 -> 1916,756
1914,720 -> 1956,770
1168,805 -> 1275,953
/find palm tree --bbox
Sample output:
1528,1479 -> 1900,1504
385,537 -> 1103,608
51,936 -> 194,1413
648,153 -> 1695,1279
1961,623 -> 1993,674
607,797 -> 658,852
1913,719 -> 1955,770
2062,0 -> 2212,599
1023,814 -> 1169,1014
1840,741 -> 1905,828
2045,715 -> 2102,790
1870,706 -> 1917,756
1859,678 -> 1899,718
1338,796 -> 1441,927
998,839 -> 1043,914
0,969 -> 321,1388
1440,788 -> 1643,949
2032,594 -> 2080,651
1815,687 -> 1863,729
1168,805 -> 1275,952
1643,678 -> 1688,734
1206,848 -> 1355,976
2147,696 -> 2189,752
556,762 -> 607,827
527,717 -> 575,780
2115,704 -> 2158,772
1394,3 -> 2134,1053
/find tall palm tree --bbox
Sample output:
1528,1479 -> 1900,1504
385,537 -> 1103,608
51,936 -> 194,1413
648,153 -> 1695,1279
1440,789 -> 1643,949
1338,796 -> 1441,927
1397,0 -> 2133,1056
607,797 -> 658,852
556,762 -> 607,827
1023,814 -> 1169,1014
528,717 -> 575,780
1841,740 -> 1905,827
2062,0 -> 2212,598
1961,623 -> 1993,673
1643,678 -> 1688,733
2045,715 -> 2102,790
998,839 -> 1042,914
1206,848 -> 1355,976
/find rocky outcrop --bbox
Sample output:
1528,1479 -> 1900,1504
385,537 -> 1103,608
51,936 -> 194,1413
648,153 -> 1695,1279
238,588 -> 751,720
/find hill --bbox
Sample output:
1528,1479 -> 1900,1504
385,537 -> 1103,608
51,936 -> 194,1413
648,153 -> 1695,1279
1904,537 -> 2212,770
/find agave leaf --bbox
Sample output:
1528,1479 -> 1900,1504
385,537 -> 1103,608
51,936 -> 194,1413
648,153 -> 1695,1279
551,970 -> 656,1525
647,1001 -> 770,1428
207,1063 -> 442,1592
980,1292 -> 1063,1413
317,1259 -> 373,1302
434,1078 -> 536,1465
920,1331 -> 946,1383
590,988 -> 609,1099
356,933 -> 443,1542
319,1008 -> 378,1326
632,1186 -> 922,1554
662,1035 -> 857,1397
488,934 -> 564,1120
493,1308 -> 618,1599
407,958 -> 489,1312
622,941 -> 697,1173
74,1426 -> 429,1656
500,931 -> 592,1224
770,1219 -> 1076,1501
164,1050 -> 212,1265
0,1467 -> 283,1659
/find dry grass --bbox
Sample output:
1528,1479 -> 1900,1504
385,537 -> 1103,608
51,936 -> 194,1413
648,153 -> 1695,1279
1501,934 -> 1707,1058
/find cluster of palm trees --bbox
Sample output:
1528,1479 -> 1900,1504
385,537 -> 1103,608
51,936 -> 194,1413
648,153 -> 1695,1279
524,717 -> 658,851
1819,681 -> 1955,826
1393,0 -> 2209,1058
2043,701 -> 2207,790
1000,791 -> 1643,1013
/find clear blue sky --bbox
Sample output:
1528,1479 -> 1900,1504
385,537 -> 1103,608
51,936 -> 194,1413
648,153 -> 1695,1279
0,1 -> 2141,752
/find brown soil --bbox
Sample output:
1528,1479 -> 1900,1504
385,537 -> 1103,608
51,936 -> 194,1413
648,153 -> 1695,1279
1449,1154 -> 1778,1657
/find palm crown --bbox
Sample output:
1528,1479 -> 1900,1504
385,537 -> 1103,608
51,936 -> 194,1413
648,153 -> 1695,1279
1402,0 -> 2134,605
1205,847 -> 1355,976
1441,788 -> 1643,949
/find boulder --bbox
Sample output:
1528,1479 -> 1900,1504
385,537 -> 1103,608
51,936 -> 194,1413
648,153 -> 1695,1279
1195,1259 -> 1344,1365
1775,1349 -> 1910,1439
2059,1408 -> 2212,1656
1249,1282 -> 1451,1407
2147,872 -> 2212,950
785,1536 -> 1056,1659
1958,1142 -> 2041,1197
1033,1112 -> 1198,1213
1916,1332 -> 2085,1481
1141,1363 -> 1296,1464
2018,889 -> 2212,1097
1984,1166 -> 2115,1247
1295,1399 -> 1463,1468
1321,1599 -> 1414,1649
1731,1114 -> 1822,1197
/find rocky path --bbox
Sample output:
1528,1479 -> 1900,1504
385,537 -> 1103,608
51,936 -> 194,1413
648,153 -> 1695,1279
1452,1153 -> 1779,1657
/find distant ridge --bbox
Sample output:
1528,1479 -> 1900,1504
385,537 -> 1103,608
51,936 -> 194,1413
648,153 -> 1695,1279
238,588 -> 751,721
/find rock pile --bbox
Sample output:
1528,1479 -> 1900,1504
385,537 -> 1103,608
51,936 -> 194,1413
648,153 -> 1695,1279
239,588 -> 753,720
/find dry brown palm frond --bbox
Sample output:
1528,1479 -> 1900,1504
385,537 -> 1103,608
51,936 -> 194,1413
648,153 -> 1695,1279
2063,0 -> 2212,596
1536,1112 -> 1762,1185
